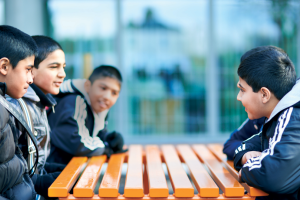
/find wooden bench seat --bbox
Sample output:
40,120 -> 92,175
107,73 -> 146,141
49,144 -> 268,200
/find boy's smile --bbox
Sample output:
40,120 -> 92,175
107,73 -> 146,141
237,77 -> 265,120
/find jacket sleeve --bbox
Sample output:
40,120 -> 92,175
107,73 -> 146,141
48,95 -> 106,157
223,118 -> 258,160
240,107 -> 300,194
233,131 -> 262,170
97,112 -> 109,141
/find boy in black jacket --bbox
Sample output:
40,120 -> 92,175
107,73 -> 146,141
0,25 -> 38,200
233,46 -> 300,200
47,65 -> 125,165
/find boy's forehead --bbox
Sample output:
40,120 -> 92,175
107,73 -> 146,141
14,55 -> 35,68
237,77 -> 248,88
93,77 -> 121,91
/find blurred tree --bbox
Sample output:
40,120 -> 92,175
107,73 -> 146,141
270,0 -> 298,50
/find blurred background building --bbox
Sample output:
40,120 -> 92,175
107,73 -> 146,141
1,0 -> 300,144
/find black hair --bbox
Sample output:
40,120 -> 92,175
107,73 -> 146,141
238,46 -> 296,100
31,35 -> 63,68
0,25 -> 38,68
89,65 -> 123,85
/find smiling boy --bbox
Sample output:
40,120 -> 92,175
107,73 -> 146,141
233,46 -> 300,200
47,65 -> 125,165
6,36 -> 67,199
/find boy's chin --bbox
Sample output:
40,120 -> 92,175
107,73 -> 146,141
93,106 -> 108,113
49,87 -> 60,95
247,113 -> 260,120
7,91 -> 24,99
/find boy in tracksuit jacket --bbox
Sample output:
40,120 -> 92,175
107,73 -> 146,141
233,46 -> 300,200
223,117 -> 265,160
47,65 -> 126,165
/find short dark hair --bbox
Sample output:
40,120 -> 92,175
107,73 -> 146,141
89,65 -> 122,85
32,35 -> 63,68
0,25 -> 37,68
238,46 -> 296,100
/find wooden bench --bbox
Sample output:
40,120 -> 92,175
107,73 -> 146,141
48,144 -> 268,200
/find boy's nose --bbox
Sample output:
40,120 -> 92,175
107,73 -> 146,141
102,90 -> 111,99
58,68 -> 66,78
237,91 -> 242,101
28,72 -> 34,84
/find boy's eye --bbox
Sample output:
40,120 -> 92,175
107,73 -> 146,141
112,91 -> 117,96
239,88 -> 244,92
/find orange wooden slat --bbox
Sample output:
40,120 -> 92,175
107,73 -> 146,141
161,145 -> 194,197
145,145 -> 169,197
98,153 -> 126,197
192,145 -> 244,197
73,155 -> 106,197
143,162 -> 149,195
177,145 -> 219,197
59,194 -> 255,200
227,160 -> 234,169
207,144 -> 268,197
48,157 -> 88,197
124,145 -> 144,197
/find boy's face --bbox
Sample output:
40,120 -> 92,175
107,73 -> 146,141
85,77 -> 120,113
32,49 -> 66,94
237,77 -> 265,120
1,56 -> 35,99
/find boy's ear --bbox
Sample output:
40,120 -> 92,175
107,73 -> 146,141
84,80 -> 91,94
0,57 -> 10,76
260,87 -> 271,104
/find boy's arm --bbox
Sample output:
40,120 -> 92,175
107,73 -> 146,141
240,108 -> 300,194
223,118 -> 262,160
48,95 -> 106,157
233,131 -> 262,170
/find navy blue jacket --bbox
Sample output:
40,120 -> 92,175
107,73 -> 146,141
234,80 -> 300,199
223,117 -> 265,160
47,80 -> 108,165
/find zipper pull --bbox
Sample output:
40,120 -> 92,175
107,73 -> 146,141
52,106 -> 55,113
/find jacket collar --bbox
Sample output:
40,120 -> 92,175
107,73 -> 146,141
0,82 -> 6,97
24,83 -> 56,108
59,79 -> 109,116
266,79 -> 300,123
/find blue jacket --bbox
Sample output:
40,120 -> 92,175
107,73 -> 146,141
234,80 -> 300,199
223,117 -> 265,160
47,79 -> 109,165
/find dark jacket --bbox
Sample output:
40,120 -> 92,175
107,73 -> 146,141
47,79 -> 108,165
234,80 -> 300,200
7,84 -> 56,174
0,82 -> 36,200
223,117 -> 265,160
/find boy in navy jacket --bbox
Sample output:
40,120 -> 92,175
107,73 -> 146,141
233,46 -> 300,199
47,65 -> 125,165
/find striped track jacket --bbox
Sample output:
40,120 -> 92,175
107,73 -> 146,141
47,79 -> 108,165
234,80 -> 300,199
